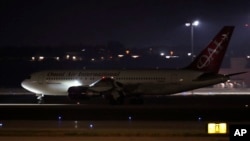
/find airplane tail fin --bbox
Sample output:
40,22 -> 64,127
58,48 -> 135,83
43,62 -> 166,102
186,26 -> 235,73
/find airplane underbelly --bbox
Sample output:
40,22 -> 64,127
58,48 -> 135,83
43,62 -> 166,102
132,83 -> 184,95
136,77 -> 227,95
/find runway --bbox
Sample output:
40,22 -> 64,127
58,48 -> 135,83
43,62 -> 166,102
0,119 -> 236,141
0,92 -> 250,141
0,95 -> 250,121
0,136 -> 228,141
0,120 -> 230,141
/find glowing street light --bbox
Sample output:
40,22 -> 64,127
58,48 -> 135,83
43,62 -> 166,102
185,20 -> 199,96
185,20 -> 199,60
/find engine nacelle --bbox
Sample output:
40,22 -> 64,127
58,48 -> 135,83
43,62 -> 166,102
68,86 -> 97,100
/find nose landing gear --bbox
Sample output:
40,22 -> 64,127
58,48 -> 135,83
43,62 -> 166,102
36,94 -> 44,104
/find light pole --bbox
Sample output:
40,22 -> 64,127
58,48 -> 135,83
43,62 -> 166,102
185,20 -> 199,61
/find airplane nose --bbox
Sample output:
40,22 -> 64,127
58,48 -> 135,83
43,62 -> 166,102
21,79 -> 34,91
21,79 -> 41,94
21,79 -> 29,89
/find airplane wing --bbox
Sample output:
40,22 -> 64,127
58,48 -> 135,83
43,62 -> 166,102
88,77 -> 115,92
88,77 -> 141,95
225,71 -> 248,77
68,77 -> 122,101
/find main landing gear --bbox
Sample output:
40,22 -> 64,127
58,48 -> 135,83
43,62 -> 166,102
107,90 -> 125,105
105,91 -> 144,105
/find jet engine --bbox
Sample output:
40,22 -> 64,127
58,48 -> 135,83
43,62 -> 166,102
68,86 -> 98,100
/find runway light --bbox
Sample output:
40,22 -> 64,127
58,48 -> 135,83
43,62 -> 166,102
207,123 -> 227,134
58,116 -> 62,120
74,121 -> 78,129
128,116 -> 132,120
89,124 -> 94,128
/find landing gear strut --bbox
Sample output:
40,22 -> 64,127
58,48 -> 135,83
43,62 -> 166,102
36,94 -> 44,104
109,93 -> 125,105
103,90 -> 125,105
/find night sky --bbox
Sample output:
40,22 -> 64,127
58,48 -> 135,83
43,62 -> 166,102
0,0 -> 250,55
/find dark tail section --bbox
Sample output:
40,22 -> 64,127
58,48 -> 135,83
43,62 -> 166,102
186,26 -> 235,73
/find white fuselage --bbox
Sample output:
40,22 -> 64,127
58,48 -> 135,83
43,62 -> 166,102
21,69 -> 228,96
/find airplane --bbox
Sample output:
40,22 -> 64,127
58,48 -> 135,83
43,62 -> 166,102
21,26 -> 245,104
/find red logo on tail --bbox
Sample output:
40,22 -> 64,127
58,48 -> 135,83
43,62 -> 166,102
186,26 -> 234,73
197,33 -> 229,69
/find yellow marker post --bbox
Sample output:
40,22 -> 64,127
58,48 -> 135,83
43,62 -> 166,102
208,123 -> 227,134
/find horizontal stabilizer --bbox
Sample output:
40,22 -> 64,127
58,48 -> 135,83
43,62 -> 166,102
225,71 -> 248,77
